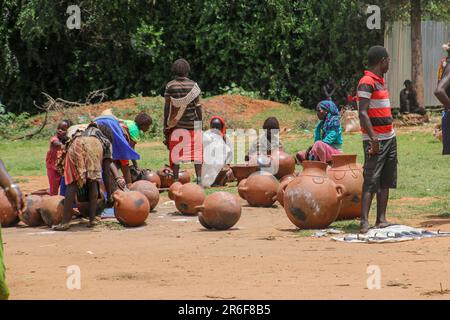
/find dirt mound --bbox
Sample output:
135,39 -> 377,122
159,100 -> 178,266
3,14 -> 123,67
203,95 -> 285,124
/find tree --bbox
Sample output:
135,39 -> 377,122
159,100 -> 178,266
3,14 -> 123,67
411,0 -> 424,107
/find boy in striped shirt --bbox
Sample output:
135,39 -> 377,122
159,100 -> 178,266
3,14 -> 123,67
357,46 -> 397,234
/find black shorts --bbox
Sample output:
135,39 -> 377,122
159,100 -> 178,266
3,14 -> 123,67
362,137 -> 398,193
442,111 -> 450,155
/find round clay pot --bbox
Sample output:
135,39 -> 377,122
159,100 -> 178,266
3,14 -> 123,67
0,190 -> 19,227
38,196 -> 65,227
141,169 -> 162,189
230,164 -> 258,182
173,183 -> 205,215
168,181 -> 182,200
113,190 -> 150,227
196,192 -> 241,230
328,154 -> 363,220
130,180 -> 160,211
157,167 -> 173,188
239,174 -> 279,207
270,150 -> 296,179
20,195 -> 45,227
157,166 -> 190,188
198,213 -> 212,229
280,174 -> 297,184
76,192 -> 106,218
178,170 -> 191,185
283,161 -> 346,229
237,179 -> 247,200
277,175 -> 296,207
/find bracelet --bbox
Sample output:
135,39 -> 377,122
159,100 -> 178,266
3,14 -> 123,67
3,183 -> 18,193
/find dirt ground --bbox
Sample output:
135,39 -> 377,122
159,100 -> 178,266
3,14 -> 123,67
2,177 -> 450,300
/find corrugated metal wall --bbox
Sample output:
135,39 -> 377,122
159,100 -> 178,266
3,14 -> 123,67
384,21 -> 450,108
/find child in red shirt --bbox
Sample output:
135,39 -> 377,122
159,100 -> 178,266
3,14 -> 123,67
46,121 -> 69,195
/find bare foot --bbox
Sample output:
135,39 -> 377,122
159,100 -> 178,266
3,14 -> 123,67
360,221 -> 370,234
53,223 -> 71,231
87,220 -> 98,228
375,221 -> 394,228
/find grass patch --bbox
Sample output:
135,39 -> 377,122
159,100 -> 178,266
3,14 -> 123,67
329,220 -> 360,233
98,220 -> 125,230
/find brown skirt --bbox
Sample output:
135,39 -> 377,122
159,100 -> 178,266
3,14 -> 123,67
64,136 -> 103,187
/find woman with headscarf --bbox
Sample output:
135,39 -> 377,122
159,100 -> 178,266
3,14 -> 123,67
201,116 -> 233,187
296,100 -> 343,164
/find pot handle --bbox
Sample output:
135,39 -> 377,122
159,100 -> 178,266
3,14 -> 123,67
276,183 -> 289,201
265,190 -> 277,199
172,189 -> 181,198
195,205 -> 205,213
112,191 -> 120,207
335,184 -> 346,201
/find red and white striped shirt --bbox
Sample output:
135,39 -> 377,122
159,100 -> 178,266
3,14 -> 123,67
357,71 -> 395,141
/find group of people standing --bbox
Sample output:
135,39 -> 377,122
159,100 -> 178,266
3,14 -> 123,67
1,43 -> 449,300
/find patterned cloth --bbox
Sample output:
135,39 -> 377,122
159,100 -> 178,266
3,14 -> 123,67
319,100 -> 341,135
164,77 -> 201,130
357,70 -> 395,141
64,136 -> 105,187
0,226 -> 9,300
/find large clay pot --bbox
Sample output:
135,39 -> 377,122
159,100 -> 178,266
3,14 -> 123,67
130,180 -> 160,211
196,192 -> 241,230
237,179 -> 247,200
270,150 -> 296,179
173,183 -> 205,215
328,154 -> 363,220
113,190 -> 150,227
38,196 -> 65,227
168,181 -> 182,200
0,190 -> 19,227
140,169 -> 162,188
76,192 -> 106,218
20,195 -> 45,227
238,174 -> 279,207
157,166 -> 190,188
230,164 -> 258,182
277,175 -> 296,207
283,161 -> 346,229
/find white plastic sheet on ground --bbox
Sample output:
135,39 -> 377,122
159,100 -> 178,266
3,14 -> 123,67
331,225 -> 450,244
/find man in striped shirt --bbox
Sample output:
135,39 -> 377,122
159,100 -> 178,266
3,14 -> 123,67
164,59 -> 203,183
357,46 -> 397,234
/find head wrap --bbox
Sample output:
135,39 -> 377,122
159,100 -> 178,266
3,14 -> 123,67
318,100 -> 341,137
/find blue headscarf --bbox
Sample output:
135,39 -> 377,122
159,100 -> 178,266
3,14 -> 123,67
94,115 -> 140,161
318,100 -> 341,138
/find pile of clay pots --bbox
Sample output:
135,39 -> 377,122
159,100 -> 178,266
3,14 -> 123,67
2,154 -> 362,232
234,151 -> 364,230
278,154 -> 363,229
169,182 -> 242,231
0,192 -> 68,228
